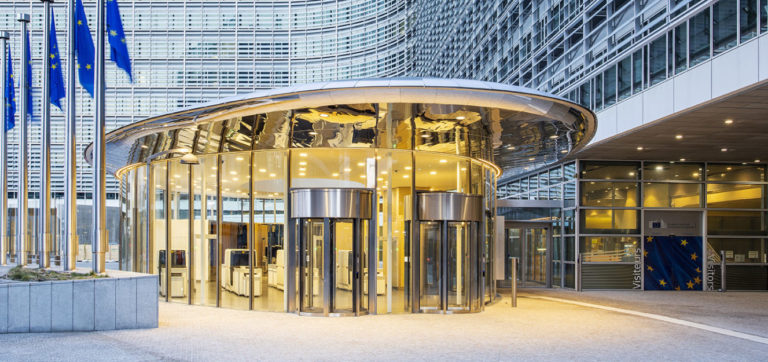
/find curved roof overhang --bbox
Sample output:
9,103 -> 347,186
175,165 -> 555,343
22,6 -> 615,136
85,77 -> 596,178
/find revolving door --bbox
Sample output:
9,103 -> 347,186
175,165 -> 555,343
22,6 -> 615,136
290,189 -> 374,316
408,193 -> 483,314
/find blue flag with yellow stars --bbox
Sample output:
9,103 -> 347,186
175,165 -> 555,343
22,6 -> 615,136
74,0 -> 95,97
49,9 -> 66,110
644,235 -> 703,290
24,30 -> 32,119
4,43 -> 15,131
106,0 -> 132,82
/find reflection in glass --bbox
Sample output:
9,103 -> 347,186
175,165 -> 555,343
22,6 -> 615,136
419,221 -> 441,311
643,183 -> 702,208
580,181 -> 638,207
707,238 -> 766,263
191,155 -> 217,307
580,236 -> 639,262
301,219 -> 324,313
707,184 -> 765,209
219,152 -> 252,310
708,211 -> 766,235
580,161 -> 639,180
581,209 -> 639,234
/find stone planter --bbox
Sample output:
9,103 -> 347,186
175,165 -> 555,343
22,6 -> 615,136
0,271 -> 158,333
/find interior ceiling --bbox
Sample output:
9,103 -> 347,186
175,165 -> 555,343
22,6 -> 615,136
572,82 -> 768,163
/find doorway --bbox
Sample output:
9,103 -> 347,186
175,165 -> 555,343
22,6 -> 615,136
504,223 -> 552,287
290,188 -> 374,316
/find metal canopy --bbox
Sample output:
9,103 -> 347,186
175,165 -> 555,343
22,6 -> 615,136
84,78 -> 596,177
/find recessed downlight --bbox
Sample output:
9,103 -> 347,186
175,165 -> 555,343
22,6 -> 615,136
675,134 -> 683,140
456,116 -> 465,120
636,146 -> 644,151
724,119 -> 733,125
721,148 -> 728,152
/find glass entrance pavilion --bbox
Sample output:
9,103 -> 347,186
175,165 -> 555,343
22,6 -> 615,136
87,78 -> 595,315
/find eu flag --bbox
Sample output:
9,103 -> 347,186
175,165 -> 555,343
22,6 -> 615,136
24,30 -> 32,119
75,0 -> 95,97
4,44 -> 15,131
107,0 -> 132,82
644,235 -> 703,291
49,10 -> 66,110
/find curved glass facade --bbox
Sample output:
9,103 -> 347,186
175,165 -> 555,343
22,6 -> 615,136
105,79 -> 595,315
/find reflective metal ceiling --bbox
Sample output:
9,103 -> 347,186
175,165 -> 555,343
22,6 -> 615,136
85,78 -> 596,177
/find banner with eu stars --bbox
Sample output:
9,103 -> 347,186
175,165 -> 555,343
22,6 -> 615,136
644,236 -> 703,290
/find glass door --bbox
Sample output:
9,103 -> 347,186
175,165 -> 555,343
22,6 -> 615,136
419,221 -> 441,311
300,219 -> 325,314
504,223 -> 551,287
298,217 -> 367,316
447,221 -> 470,311
525,227 -> 548,286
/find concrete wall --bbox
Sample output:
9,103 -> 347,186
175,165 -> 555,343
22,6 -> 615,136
591,33 -> 768,144
0,273 -> 157,333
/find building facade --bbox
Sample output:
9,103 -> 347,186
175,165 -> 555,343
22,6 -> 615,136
1,0 -> 766,290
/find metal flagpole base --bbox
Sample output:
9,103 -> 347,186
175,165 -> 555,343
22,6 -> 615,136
42,233 -> 51,268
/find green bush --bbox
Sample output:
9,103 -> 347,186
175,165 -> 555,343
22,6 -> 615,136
4,266 -> 107,282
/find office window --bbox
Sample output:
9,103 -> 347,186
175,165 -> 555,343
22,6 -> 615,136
580,236 -> 639,262
707,184 -> 766,208
648,36 -> 666,85
713,0 -> 738,54
581,209 -> 639,235
632,50 -> 643,93
581,182 -> 639,207
674,23 -> 688,73
643,183 -> 702,208
707,238 -> 766,263
707,164 -> 766,182
581,161 -> 639,180
762,0 -> 768,33
643,162 -> 703,181
593,73 -> 603,110
741,0 -> 759,41
708,211 -> 766,235
617,56 -> 632,100
689,9 -> 711,66
603,65 -> 616,107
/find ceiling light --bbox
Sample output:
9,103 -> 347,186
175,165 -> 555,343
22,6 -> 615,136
549,135 -> 558,139
381,171 -> 388,175
560,149 -> 568,154
439,159 -> 447,163
319,113 -> 329,118
721,148 -> 728,152
269,173 -> 276,178
343,168 -> 351,172
230,171 -> 237,175
212,167 -> 217,170
755,159 -> 761,163
528,157 -> 535,161
357,162 -> 365,167
675,134 -> 683,140
507,146 -> 516,150
232,177 -> 238,181
173,174 -> 180,178
360,175 -> 366,178
299,153 -> 307,157
429,171 -> 437,175
628,172 -> 635,176
332,173 -> 339,177
403,175 -> 409,179
405,166 -> 412,170
636,146 -> 643,151
299,161 -> 307,166
421,133 -> 430,138
655,165 -> 663,171
679,158 -> 686,162
377,177 -> 383,181
456,116 -> 465,120
726,167 -> 732,171
299,172 -> 305,176
236,156 -> 244,161
259,168 -> 266,173
460,167 -> 467,171
299,167 -> 306,171
309,131 -> 318,135
724,119 -> 733,125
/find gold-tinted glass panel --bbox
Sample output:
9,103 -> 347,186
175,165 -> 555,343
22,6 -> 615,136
643,183 -> 702,208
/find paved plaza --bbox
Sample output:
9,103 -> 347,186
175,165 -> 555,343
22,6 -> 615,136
1,289 -> 768,361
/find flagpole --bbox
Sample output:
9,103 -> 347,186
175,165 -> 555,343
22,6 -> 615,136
17,13 -> 29,267
64,0 -> 77,271
93,0 -> 106,273
40,0 -> 53,269
0,31 -> 8,266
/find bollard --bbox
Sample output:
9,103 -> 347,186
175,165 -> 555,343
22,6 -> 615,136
720,250 -> 727,292
511,257 -> 518,307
